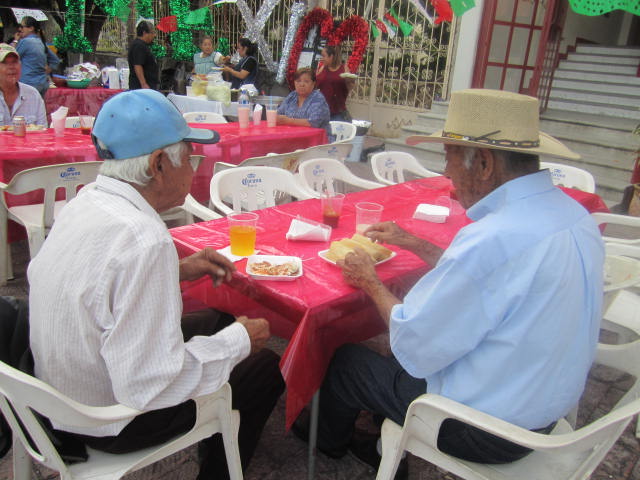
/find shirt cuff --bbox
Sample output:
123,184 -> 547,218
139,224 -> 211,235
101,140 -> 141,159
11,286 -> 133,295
221,321 -> 251,361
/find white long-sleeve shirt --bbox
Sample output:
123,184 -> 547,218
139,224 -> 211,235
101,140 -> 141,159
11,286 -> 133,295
28,175 -> 250,436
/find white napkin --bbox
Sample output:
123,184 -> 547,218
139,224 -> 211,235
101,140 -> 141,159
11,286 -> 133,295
413,204 -> 450,223
216,246 -> 259,262
50,106 -> 68,121
286,218 -> 331,241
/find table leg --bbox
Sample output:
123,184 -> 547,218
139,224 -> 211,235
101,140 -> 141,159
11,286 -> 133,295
308,390 -> 319,480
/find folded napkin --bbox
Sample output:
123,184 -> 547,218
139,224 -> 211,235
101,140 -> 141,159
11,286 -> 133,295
216,245 -> 259,262
50,106 -> 68,121
413,204 -> 450,223
286,218 -> 331,242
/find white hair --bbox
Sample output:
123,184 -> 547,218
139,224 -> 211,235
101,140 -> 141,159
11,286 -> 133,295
99,142 -> 186,186
461,147 -> 477,169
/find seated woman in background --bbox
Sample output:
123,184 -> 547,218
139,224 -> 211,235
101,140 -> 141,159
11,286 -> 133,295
192,36 -> 222,76
222,38 -> 258,89
316,46 -> 355,122
277,67 -> 330,133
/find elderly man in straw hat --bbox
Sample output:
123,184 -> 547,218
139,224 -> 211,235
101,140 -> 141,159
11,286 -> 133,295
302,89 -> 604,473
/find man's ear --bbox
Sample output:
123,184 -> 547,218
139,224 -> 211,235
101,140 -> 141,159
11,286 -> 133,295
147,149 -> 164,178
476,148 -> 496,181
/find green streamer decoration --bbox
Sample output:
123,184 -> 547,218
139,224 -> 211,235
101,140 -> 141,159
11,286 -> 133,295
93,0 -> 130,17
54,0 -> 93,53
169,0 -> 213,61
568,0 -> 639,15
217,38 -> 229,56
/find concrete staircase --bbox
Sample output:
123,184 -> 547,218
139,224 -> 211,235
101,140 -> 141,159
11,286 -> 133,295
386,44 -> 640,206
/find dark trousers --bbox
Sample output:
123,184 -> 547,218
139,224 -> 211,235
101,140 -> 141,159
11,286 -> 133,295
318,344 -> 536,464
73,309 -> 285,479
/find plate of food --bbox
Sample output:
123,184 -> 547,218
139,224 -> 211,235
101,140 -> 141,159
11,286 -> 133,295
339,72 -> 358,80
0,124 -> 46,133
318,233 -> 395,266
246,255 -> 303,281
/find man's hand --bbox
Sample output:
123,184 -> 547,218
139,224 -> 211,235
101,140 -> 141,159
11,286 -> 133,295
179,248 -> 235,286
336,247 -> 381,292
236,316 -> 270,353
365,221 -> 415,248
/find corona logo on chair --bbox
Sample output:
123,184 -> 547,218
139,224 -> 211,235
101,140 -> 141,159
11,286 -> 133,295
241,173 -> 262,187
384,158 -> 396,168
59,167 -> 81,180
312,166 -> 325,176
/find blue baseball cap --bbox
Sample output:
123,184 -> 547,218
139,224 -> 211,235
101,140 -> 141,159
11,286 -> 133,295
91,90 -> 220,160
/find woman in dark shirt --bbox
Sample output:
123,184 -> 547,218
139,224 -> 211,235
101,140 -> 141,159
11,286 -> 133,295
222,38 -> 258,89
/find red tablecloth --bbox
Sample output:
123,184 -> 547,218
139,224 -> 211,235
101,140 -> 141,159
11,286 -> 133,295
170,177 -> 609,430
189,122 -> 327,204
44,87 -> 123,119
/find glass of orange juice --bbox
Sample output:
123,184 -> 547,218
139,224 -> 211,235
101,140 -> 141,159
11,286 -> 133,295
228,212 -> 259,256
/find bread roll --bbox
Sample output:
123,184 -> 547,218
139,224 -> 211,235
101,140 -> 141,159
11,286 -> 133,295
324,234 -> 392,263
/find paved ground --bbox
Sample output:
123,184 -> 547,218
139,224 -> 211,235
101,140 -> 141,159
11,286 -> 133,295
0,159 -> 638,479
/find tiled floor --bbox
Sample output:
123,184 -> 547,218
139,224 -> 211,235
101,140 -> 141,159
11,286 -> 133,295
0,159 -> 638,479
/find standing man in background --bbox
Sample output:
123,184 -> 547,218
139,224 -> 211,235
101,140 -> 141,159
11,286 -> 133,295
128,20 -> 158,90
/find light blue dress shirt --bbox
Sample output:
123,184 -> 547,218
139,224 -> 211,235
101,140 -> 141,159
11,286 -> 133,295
0,82 -> 47,126
16,34 -> 60,91
277,89 -> 330,133
390,170 -> 604,430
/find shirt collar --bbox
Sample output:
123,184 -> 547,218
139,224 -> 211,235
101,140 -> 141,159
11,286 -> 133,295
466,170 -> 555,222
94,174 -> 162,220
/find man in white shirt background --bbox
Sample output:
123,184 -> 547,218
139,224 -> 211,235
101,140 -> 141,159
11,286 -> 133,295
28,89 -> 285,479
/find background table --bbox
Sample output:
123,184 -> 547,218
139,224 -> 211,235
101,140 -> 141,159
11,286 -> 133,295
45,87 -> 123,120
168,93 -> 238,117
171,177 -> 608,430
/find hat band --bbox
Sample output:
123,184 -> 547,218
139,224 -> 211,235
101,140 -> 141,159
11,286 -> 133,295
442,130 -> 540,149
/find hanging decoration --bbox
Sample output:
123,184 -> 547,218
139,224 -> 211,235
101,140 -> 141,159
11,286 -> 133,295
287,8 -> 333,86
157,15 -> 178,33
276,2 -> 306,84
169,0 -> 212,61
217,37 -> 230,56
387,8 -> 413,36
93,0 -> 129,18
431,0 -> 454,24
449,0 -> 476,16
371,22 -> 381,39
380,15 -> 397,38
184,7 -> 211,25
407,0 -> 434,25
54,0 -> 93,53
236,0 -> 279,72
568,0 -> 639,15
327,16 -> 369,74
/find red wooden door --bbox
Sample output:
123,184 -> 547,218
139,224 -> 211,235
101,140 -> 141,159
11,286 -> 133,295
472,0 -> 562,101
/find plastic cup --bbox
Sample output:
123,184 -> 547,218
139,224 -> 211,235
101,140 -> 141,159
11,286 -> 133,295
238,106 -> 250,129
79,115 -> 94,135
52,118 -> 65,137
228,211 -> 258,256
266,109 -> 277,127
321,193 -> 345,228
355,202 -> 383,234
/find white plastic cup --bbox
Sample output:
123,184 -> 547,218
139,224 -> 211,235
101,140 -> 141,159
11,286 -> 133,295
52,118 -> 65,137
238,106 -> 250,128
267,109 -> 277,127
355,202 -> 383,234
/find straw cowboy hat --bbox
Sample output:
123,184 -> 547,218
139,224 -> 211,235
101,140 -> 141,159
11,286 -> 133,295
406,89 -> 579,160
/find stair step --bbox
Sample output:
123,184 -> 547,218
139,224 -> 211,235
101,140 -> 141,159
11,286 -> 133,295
549,87 -> 640,109
557,61 -> 637,75
554,69 -> 640,86
575,45 -> 640,57
541,109 -> 638,133
415,112 -> 447,130
552,78 -> 640,97
567,52 -> 640,66
546,98 -> 640,120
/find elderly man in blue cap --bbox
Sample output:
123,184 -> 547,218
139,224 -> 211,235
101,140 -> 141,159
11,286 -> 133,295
28,90 -> 284,479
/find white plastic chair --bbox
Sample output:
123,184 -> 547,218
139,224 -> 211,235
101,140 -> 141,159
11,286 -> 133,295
183,111 -> 228,124
213,150 -> 305,176
329,121 -> 357,144
0,360 -> 243,480
298,143 -> 353,164
602,243 -> 640,315
160,155 -> 221,225
540,162 -> 596,193
370,151 -> 440,185
297,157 -> 384,198
0,162 -> 102,285
376,341 -> 640,480
210,166 -> 313,215
592,212 -> 640,246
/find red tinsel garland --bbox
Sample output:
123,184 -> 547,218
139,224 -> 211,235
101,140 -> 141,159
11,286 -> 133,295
287,8 -> 369,88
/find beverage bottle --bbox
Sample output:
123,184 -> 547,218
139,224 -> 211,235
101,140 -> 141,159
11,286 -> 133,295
238,89 -> 250,129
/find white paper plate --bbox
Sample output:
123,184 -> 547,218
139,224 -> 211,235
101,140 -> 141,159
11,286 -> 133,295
318,249 -> 396,266
246,255 -> 303,281
339,72 -> 357,79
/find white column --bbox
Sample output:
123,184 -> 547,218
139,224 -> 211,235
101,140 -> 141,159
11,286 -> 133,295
449,0 -> 484,95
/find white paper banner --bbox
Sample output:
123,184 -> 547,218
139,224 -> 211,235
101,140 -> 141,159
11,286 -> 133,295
12,8 -> 48,22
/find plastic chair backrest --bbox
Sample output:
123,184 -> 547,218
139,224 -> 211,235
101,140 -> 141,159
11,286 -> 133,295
214,151 -> 305,176
210,166 -> 313,215
376,339 -> 640,480
592,212 -> 640,246
297,157 -> 384,198
329,121 -> 357,144
298,143 -> 353,163
183,111 -> 228,124
65,116 -> 81,128
370,151 -> 440,185
603,244 -> 640,312
2,162 -> 103,230
540,162 -> 596,193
